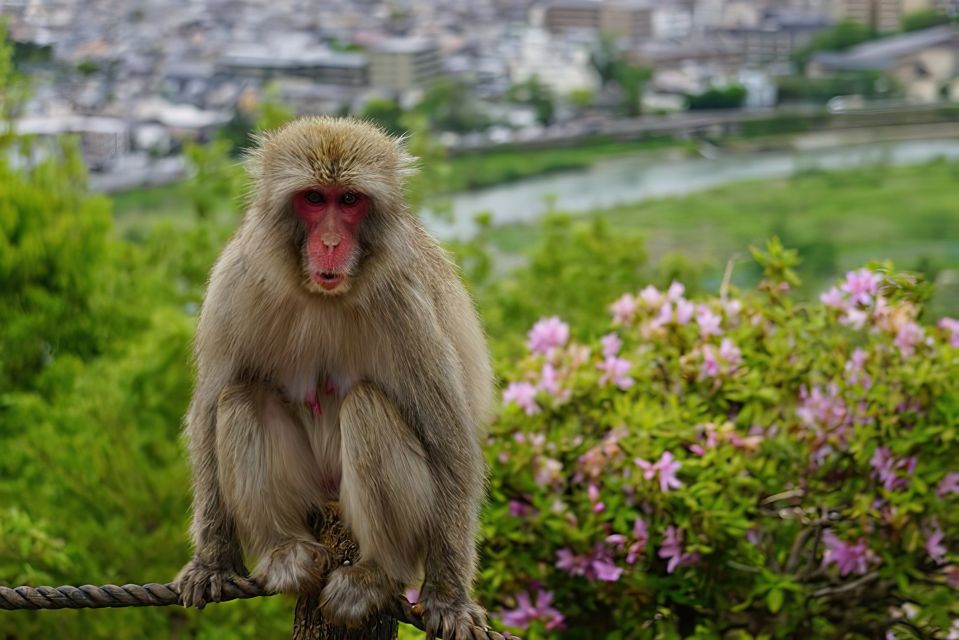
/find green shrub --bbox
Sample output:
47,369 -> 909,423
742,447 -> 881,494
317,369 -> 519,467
484,241 -> 959,638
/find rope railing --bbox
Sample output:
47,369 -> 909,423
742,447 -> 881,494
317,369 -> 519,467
0,578 -> 519,640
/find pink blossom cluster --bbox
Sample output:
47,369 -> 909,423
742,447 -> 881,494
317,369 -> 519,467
605,518 -> 650,565
634,451 -> 683,492
700,338 -> 742,378
822,530 -> 877,576
576,428 -> 626,481
499,588 -> 565,631
556,544 -> 623,582
844,348 -> 871,388
658,526 -> 700,574
821,269 -> 882,310
870,446 -> 917,492
797,384 -> 850,432
939,472 -> 959,497
940,317 -> 959,347
527,316 -> 570,355
502,381 -> 539,416
926,523 -> 948,565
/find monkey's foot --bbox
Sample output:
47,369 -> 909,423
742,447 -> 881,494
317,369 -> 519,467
419,591 -> 489,640
175,556 -> 248,609
252,539 -> 332,594
320,563 -> 398,627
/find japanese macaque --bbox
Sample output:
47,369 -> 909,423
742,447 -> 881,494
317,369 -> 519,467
175,117 -> 494,638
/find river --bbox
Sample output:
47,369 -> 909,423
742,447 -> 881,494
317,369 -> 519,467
425,137 -> 959,241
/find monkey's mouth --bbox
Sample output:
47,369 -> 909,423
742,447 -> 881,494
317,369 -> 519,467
314,271 -> 346,291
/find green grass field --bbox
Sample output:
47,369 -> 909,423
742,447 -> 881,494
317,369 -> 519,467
483,159 -> 959,305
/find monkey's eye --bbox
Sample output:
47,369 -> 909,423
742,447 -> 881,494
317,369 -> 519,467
304,191 -> 325,205
341,192 -> 358,206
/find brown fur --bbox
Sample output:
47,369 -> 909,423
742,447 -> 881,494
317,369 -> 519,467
174,117 -> 494,637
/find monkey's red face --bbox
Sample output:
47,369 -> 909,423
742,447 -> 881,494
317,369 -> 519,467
292,187 -> 370,294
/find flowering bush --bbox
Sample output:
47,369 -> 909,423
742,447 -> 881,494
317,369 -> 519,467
481,242 -> 959,638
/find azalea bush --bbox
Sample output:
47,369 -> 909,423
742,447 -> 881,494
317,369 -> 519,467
480,240 -> 959,639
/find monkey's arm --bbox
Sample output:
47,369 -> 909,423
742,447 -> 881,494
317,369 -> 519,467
175,390 -> 248,608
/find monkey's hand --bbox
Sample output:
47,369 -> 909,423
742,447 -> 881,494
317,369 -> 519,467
175,555 -> 249,609
418,589 -> 489,640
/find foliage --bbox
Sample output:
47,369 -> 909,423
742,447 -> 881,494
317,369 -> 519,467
775,71 -> 894,105
414,77 -> 489,134
686,84 -> 747,111
182,139 -> 247,220
479,159 -> 959,319
0,141 -> 133,392
901,10 -> 952,32
613,64 -> 652,118
793,21 -> 877,67
507,76 -> 556,127
486,243 -> 959,638
360,97 -> 407,136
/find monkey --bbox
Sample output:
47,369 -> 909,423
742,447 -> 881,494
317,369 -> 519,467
174,117 -> 494,639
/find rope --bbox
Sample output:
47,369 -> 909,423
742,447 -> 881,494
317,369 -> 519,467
0,579 -> 519,640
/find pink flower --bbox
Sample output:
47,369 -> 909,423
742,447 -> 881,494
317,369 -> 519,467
654,301 -> 673,326
718,338 -> 742,367
894,321 -> 924,358
845,348 -> 870,387
870,446 -> 916,491
500,589 -> 565,631
658,526 -> 699,573
939,317 -> 959,347
675,299 -> 695,325
701,346 -> 720,378
556,545 -> 622,582
666,281 -> 685,301
508,500 -> 534,518
601,333 -> 622,358
534,457 -> 563,487
598,356 -> 634,390
938,473 -> 959,496
527,316 -> 570,355
503,382 -> 540,415
610,294 -> 638,324
634,451 -> 683,492
639,285 -> 662,306
841,269 -> 881,305
840,308 -> 868,330
927,527 -> 947,565
797,384 -> 849,432
822,530 -> 876,576
626,518 -> 649,564
696,305 -> 722,337
538,363 -> 566,400
820,286 -> 846,309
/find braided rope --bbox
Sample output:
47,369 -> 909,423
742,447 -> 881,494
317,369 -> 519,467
0,579 -> 519,640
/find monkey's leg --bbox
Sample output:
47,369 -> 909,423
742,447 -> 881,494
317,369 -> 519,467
176,400 -> 248,609
321,382 -> 434,626
216,382 -> 333,594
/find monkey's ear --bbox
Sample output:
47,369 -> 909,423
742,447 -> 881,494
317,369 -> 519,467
242,131 -> 273,179
392,134 -> 419,180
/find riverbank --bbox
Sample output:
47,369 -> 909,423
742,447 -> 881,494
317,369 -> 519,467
477,158 -> 959,313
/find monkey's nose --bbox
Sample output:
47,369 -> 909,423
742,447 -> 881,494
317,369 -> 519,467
321,233 -> 341,248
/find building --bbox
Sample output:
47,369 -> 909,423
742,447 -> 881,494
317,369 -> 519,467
535,0 -> 654,42
836,0 -> 946,33
219,46 -> 368,87
716,10 -> 832,67
808,24 -> 959,101
367,38 -> 443,92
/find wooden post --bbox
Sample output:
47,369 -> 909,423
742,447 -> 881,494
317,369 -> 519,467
291,505 -> 398,640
